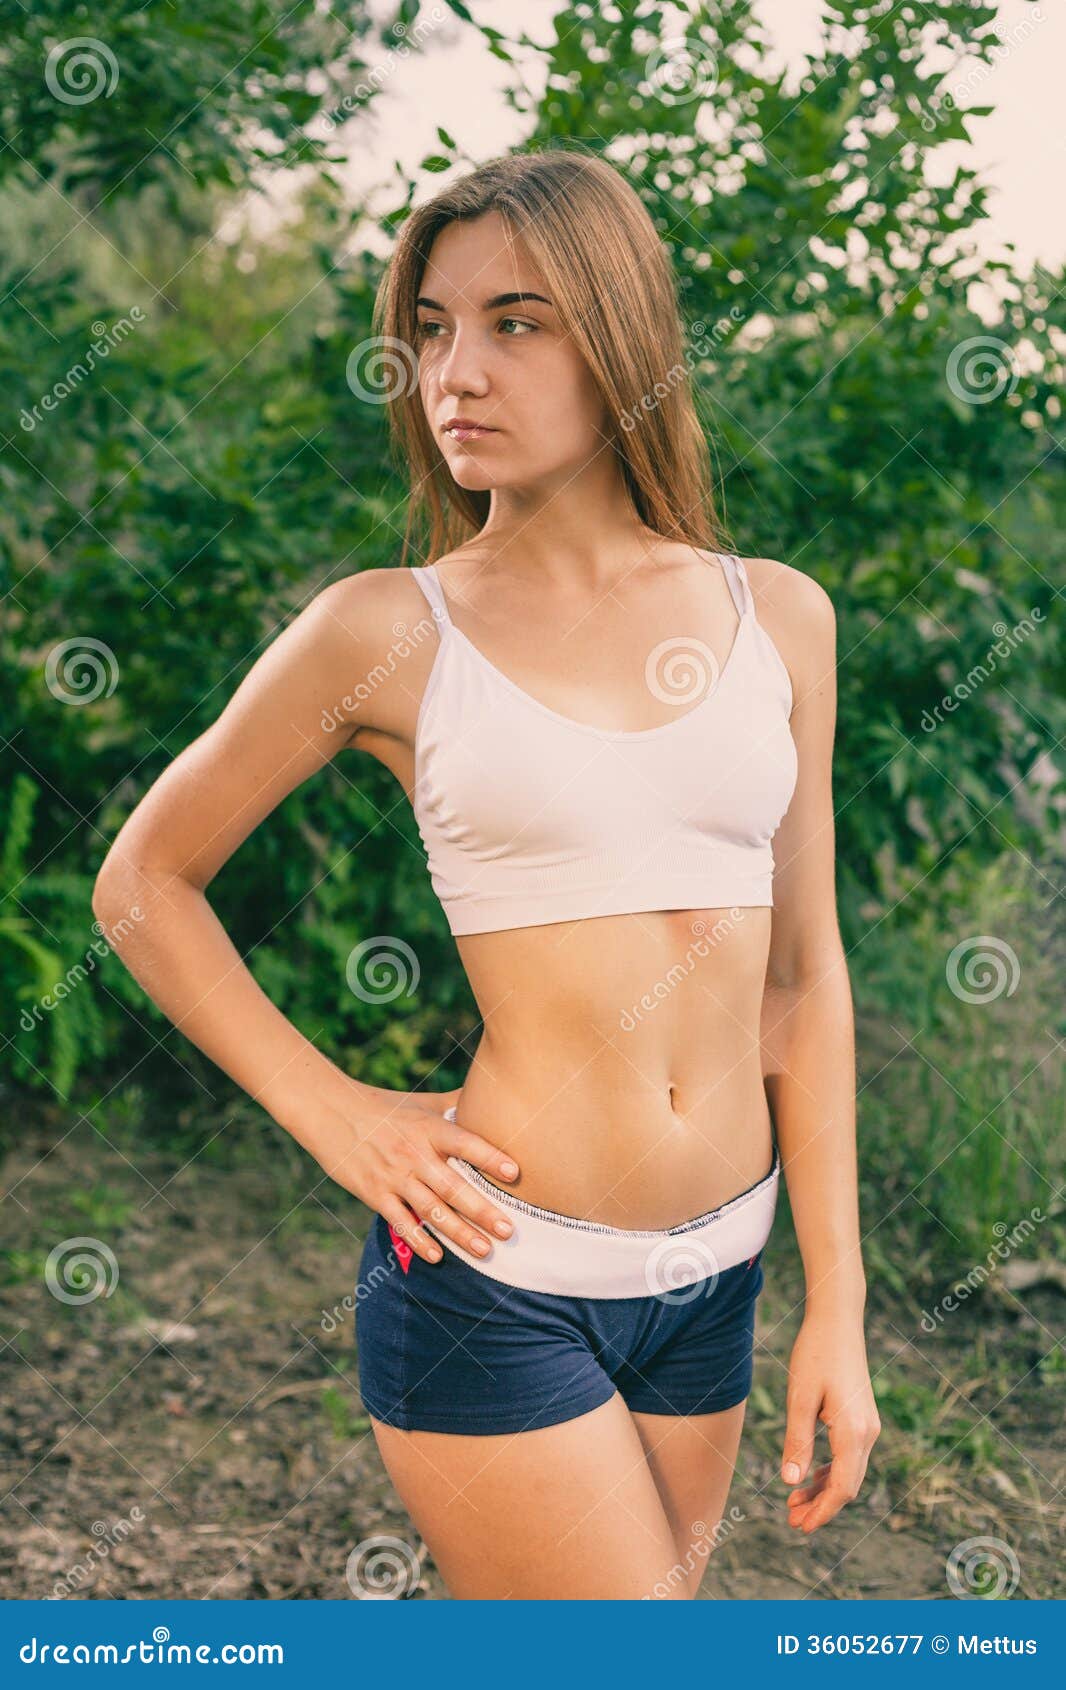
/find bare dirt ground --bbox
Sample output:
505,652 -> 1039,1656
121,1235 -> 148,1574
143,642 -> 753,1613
2,1108 -> 1062,1601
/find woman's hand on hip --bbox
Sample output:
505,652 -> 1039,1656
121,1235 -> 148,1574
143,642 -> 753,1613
780,1307 -> 881,1534
298,1085 -> 520,1264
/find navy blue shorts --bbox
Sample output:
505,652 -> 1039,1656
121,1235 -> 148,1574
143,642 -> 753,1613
354,1211 -> 766,1435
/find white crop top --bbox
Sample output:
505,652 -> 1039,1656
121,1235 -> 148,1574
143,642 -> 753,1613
409,553 -> 798,936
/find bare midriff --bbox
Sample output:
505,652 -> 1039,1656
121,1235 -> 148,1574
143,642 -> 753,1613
452,905 -> 775,1230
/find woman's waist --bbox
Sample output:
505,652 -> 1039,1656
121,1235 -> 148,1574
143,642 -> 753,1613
453,1060 -> 774,1229
435,1111 -> 779,1296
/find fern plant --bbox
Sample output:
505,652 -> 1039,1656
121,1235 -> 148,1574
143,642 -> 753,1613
1,773 -> 106,1105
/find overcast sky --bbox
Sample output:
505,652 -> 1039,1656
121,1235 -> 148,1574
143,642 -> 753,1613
315,0 -> 1061,275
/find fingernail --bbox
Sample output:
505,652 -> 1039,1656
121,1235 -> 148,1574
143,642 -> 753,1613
784,1462 -> 800,1483
501,1160 -> 519,1176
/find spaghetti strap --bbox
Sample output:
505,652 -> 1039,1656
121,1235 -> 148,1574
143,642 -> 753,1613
411,563 -> 451,629
718,553 -> 753,620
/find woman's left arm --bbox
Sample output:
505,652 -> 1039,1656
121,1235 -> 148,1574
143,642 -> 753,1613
753,557 -> 882,1536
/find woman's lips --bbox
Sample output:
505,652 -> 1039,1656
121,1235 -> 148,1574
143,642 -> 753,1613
443,424 -> 497,442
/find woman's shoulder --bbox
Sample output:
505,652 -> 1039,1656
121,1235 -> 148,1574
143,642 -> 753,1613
739,555 -> 837,700
742,553 -> 835,624
321,563 -> 442,636
295,566 -> 446,742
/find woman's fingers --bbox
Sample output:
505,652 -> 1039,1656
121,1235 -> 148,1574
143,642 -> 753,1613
431,1162 -> 518,1242
788,1434 -> 871,1532
403,1173 -> 512,1259
378,1198 -> 442,1264
786,1461 -> 832,1506
437,1121 -> 521,1183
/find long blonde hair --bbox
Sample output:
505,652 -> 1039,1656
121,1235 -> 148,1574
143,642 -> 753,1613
373,145 -> 732,566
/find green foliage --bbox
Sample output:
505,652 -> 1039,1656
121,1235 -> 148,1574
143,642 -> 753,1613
320,1382 -> 371,1441
850,849 -> 1063,1270
0,2 -> 378,197
0,774 -> 107,1105
871,1376 -> 1001,1474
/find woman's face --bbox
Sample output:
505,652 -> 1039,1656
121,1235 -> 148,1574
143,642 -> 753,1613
415,209 -> 609,495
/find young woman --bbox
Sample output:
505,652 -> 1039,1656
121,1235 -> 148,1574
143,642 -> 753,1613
93,148 -> 880,1601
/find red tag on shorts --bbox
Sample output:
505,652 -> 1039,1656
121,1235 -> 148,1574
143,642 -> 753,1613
387,1215 -> 421,1274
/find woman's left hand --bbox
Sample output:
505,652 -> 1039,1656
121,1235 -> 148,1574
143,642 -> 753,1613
780,1306 -> 881,1534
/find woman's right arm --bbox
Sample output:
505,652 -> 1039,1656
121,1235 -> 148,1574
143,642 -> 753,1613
91,571 -> 519,1262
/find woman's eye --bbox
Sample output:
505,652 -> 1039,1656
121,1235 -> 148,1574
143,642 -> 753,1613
414,317 -> 537,341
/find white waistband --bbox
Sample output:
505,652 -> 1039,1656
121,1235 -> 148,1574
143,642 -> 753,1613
423,1105 -> 779,1298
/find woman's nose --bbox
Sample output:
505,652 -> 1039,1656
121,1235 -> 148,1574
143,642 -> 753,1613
436,328 -> 490,397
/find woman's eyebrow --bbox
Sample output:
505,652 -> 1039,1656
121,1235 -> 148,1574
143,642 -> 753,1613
416,291 -> 553,311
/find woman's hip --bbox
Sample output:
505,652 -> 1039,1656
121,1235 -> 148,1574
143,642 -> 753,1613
426,1104 -> 779,1298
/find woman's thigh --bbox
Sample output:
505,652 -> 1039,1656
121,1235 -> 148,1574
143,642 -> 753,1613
629,1400 -> 748,1598
369,1393 -> 692,1600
